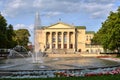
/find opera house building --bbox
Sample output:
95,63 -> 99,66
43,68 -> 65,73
35,22 -> 103,54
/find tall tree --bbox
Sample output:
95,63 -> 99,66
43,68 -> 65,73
0,13 -> 7,48
6,24 -> 17,48
92,7 -> 120,53
15,29 -> 30,49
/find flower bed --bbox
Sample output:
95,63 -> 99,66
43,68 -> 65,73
96,56 -> 109,58
1,67 -> 120,78
54,67 -> 120,77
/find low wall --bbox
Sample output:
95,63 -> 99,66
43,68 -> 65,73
80,53 -> 101,57
47,53 -> 117,58
48,54 -> 81,57
47,53 -> 105,57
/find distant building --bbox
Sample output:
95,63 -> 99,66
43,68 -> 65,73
35,22 -> 103,53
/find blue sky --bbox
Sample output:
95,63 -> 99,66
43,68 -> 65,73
0,0 -> 120,43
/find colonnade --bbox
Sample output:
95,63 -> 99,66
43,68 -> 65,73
45,31 -> 75,50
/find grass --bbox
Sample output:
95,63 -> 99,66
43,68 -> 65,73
0,74 -> 120,80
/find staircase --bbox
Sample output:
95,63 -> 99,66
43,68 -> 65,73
45,49 -> 75,54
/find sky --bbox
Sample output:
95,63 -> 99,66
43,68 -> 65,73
0,0 -> 120,44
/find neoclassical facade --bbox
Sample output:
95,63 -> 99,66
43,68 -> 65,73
35,22 -> 103,53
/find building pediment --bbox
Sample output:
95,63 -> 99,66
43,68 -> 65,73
45,22 -> 75,29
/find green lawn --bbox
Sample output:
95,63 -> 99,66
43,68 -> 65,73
0,74 -> 120,80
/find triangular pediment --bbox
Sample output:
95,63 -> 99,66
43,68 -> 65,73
45,22 -> 75,29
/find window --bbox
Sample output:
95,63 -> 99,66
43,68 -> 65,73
58,44 -> 61,49
52,32 -> 56,42
64,44 -> 67,49
52,44 -> 55,49
78,49 -> 81,52
86,50 -> 89,53
46,44 -> 50,49
58,36 -> 61,42
58,32 -> 61,42
52,37 -> 55,42
70,44 -> 72,49
64,34 -> 67,43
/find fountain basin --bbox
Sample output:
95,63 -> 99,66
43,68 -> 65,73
0,57 -> 120,78
0,57 -> 120,70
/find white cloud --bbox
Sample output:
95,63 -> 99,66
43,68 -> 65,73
81,2 -> 115,18
2,0 -> 33,17
91,11 -> 103,18
14,24 -> 34,42
45,11 -> 62,17
33,0 -> 43,8
14,24 -> 27,30
14,24 -> 34,31
1,0 -> 119,19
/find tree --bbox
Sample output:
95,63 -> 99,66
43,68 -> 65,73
15,29 -> 30,49
92,6 -> 120,53
0,13 -> 7,48
6,24 -> 17,48
0,14 -> 17,49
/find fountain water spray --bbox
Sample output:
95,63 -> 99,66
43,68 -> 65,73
34,12 -> 41,52
33,12 -> 44,64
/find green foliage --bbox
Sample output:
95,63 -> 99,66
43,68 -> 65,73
0,14 -> 18,48
93,6 -> 120,53
0,14 -> 8,48
0,14 -> 31,49
15,29 -> 30,49
0,14 -> 7,34
6,24 -> 17,48
0,33 -> 7,48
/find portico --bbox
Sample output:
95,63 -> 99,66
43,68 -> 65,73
45,31 -> 75,50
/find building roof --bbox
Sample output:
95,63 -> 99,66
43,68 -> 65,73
39,22 -> 86,29
43,22 -> 75,29
49,22 -> 74,28
75,26 -> 86,29
86,31 -> 95,34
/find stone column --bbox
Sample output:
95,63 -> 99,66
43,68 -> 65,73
56,32 -> 58,49
61,32 -> 64,49
44,32 -> 46,49
73,32 -> 75,51
50,32 -> 52,49
67,32 -> 70,49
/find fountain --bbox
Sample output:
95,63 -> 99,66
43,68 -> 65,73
8,45 -> 29,58
0,12 -> 120,78
32,12 -> 45,65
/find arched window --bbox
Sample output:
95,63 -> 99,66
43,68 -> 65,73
58,32 -> 61,42
58,44 -> 61,49
52,32 -> 56,42
70,44 -> 73,49
64,32 -> 67,43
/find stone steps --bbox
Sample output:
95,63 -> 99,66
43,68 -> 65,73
45,49 -> 74,54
